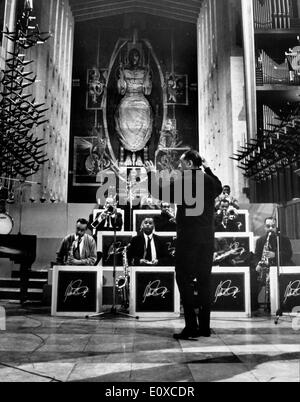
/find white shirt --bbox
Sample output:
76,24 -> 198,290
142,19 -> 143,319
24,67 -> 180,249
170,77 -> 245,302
143,233 -> 157,261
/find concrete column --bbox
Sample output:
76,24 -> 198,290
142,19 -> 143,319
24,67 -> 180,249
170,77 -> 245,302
197,15 -> 202,152
241,0 -> 257,140
3,0 -> 17,58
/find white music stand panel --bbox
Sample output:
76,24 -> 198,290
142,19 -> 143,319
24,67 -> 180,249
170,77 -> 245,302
129,266 -> 180,318
51,266 -> 102,317
211,267 -> 251,318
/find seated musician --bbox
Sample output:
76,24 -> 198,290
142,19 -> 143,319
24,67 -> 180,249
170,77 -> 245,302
90,197 -> 123,233
251,217 -> 294,313
215,185 -> 239,210
56,218 -> 97,266
215,199 -> 241,232
127,218 -> 170,266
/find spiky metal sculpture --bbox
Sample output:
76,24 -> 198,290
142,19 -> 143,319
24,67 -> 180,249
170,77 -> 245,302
0,0 -> 50,180
232,103 -> 300,182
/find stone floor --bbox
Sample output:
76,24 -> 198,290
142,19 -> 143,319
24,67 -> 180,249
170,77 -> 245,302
0,303 -> 299,382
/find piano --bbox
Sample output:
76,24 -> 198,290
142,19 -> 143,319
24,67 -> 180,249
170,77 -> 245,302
0,234 -> 37,304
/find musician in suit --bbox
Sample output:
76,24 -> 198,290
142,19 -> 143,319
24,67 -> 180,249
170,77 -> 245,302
251,217 -> 294,313
146,150 -> 222,340
56,218 -> 97,266
127,218 -> 169,266
215,185 -> 239,210
154,202 -> 177,232
254,217 -> 293,268
215,199 -> 241,232
90,197 -> 123,233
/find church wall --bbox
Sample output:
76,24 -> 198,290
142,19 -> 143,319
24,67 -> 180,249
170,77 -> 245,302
198,0 -> 248,202
27,0 -> 74,204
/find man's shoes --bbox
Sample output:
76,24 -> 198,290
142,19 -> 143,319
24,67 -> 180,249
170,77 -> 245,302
197,329 -> 211,338
173,328 -> 199,340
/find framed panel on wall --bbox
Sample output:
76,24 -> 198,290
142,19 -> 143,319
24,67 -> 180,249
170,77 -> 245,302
270,266 -> 300,315
129,266 -> 180,318
51,266 -> 102,317
86,68 -> 108,110
213,233 -> 254,267
165,73 -> 189,105
72,135 -> 111,187
211,267 -> 251,318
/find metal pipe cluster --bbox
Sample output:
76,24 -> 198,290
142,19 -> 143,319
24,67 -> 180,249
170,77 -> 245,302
232,103 -> 300,182
0,1 -> 50,179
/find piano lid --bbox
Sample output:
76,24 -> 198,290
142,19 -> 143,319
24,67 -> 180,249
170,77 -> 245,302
0,234 -> 37,264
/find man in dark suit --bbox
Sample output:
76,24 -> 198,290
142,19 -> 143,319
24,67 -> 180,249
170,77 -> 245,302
127,218 -> 169,266
146,150 -> 222,340
251,217 -> 294,312
90,197 -> 123,233
154,202 -> 177,232
254,217 -> 293,267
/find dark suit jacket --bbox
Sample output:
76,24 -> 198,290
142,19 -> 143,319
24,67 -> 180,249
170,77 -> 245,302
148,167 -> 222,274
254,233 -> 294,266
127,233 -> 170,266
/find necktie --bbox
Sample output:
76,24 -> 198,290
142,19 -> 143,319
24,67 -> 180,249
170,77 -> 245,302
73,238 -> 81,260
106,216 -> 111,228
145,236 -> 152,262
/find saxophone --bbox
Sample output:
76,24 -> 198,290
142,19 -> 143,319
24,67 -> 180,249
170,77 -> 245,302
256,232 -> 272,282
115,244 -> 130,309
256,232 -> 272,312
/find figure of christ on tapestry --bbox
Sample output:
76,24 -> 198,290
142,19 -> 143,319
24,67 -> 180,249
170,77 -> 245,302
115,47 -> 153,167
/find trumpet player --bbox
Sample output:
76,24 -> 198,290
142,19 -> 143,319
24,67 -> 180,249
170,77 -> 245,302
155,202 -> 177,232
215,199 -> 241,232
90,197 -> 123,233
56,218 -> 97,266
215,185 -> 239,210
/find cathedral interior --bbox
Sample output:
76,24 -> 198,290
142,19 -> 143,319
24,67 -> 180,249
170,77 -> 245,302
0,0 -> 300,384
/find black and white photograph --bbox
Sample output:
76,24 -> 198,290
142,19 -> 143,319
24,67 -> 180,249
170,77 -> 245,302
0,0 -> 300,387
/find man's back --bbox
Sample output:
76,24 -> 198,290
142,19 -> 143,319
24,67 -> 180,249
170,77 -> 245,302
176,168 -> 222,245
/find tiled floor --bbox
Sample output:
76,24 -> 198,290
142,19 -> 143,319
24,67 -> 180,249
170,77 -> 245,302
0,304 -> 299,382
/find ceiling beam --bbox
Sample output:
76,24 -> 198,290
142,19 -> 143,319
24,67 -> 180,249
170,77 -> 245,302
74,7 -> 196,24
73,6 -> 198,18
72,3 -> 199,19
70,0 -> 202,8
71,0 -> 201,13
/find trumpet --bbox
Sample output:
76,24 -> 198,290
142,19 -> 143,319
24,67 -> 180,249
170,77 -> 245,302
91,205 -> 117,229
161,204 -> 176,223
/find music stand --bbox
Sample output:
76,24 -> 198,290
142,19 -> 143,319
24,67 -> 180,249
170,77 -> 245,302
273,206 -> 291,325
86,212 -> 139,320
274,226 -> 282,324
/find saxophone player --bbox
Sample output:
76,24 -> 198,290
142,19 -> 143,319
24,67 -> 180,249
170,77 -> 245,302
251,217 -> 294,314
254,217 -> 293,269
56,219 -> 97,266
